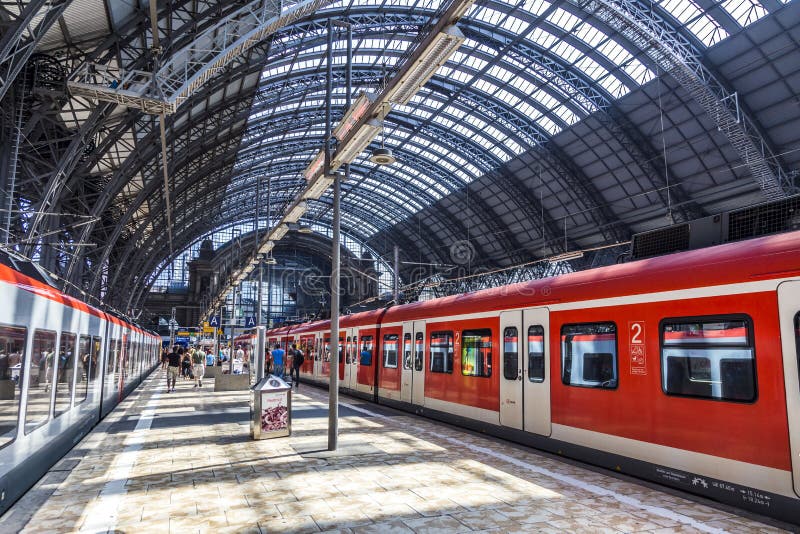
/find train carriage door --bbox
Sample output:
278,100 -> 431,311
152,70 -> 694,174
778,281 -> 800,497
499,311 -> 523,429
523,307 -> 551,436
401,322 -> 414,403
411,320 -> 426,406
344,329 -> 353,389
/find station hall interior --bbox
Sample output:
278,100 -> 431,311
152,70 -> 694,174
1,0 -> 800,532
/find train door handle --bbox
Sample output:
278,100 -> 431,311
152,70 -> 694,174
518,370 -> 523,381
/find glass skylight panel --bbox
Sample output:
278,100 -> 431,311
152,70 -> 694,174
549,40 -> 583,64
656,0 -> 728,47
473,78 -> 500,95
502,15 -> 526,34
552,104 -> 579,125
547,8 -> 582,32
623,59 -> 654,85
487,65 -> 514,84
596,39 -> 632,66
509,75 -> 537,97
461,54 -> 489,72
721,0 -> 768,26
473,7 -> 505,25
574,56 -> 609,81
597,75 -> 628,98
494,88 -> 520,107
536,115 -> 560,136
519,0 -> 551,17
490,146 -> 512,161
573,22 -> 606,48
528,27 -> 558,49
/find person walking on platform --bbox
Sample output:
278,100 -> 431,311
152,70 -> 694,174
271,343 -> 285,379
192,347 -> 205,388
181,351 -> 191,380
289,344 -> 304,390
166,346 -> 181,392
161,347 -> 168,369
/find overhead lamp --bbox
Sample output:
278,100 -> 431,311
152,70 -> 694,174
303,173 -> 335,200
264,255 -> 278,265
331,118 -> 382,169
333,92 -> 377,141
284,200 -> 307,223
369,147 -> 396,165
387,25 -> 465,105
304,149 -> 325,181
298,224 -> 313,234
549,250 -> 584,262
270,223 -> 289,241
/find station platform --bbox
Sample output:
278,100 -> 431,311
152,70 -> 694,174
0,370 -> 793,534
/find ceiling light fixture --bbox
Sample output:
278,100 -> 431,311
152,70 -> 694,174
386,25 -> 465,105
332,118 -> 382,169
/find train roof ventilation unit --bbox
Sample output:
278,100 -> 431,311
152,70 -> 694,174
726,195 -> 800,242
630,195 -> 800,261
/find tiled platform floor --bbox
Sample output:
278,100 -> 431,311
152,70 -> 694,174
0,369 -> 795,534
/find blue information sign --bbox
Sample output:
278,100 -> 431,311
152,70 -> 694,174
209,315 -> 220,328
245,316 -> 257,328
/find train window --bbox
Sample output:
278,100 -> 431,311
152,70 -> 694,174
360,336 -> 374,366
528,326 -> 545,383
403,333 -> 412,370
561,323 -> 617,389
76,336 -> 95,405
383,334 -> 399,368
54,333 -> 77,418
25,330 -> 57,433
345,337 -> 352,364
462,329 -> 492,377
661,316 -> 756,402
415,332 -> 424,371
503,328 -> 518,380
0,325 -> 26,449
351,337 -> 358,365
430,332 -> 454,374
107,338 -> 119,377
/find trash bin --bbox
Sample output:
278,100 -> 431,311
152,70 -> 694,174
252,374 -> 291,439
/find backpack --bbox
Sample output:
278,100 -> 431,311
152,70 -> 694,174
294,349 -> 304,367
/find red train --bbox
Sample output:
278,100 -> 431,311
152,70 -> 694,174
256,231 -> 800,523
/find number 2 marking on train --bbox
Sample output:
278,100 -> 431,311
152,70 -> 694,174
631,322 -> 643,344
629,321 -> 647,375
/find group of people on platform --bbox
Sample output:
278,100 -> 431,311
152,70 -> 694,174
266,343 -> 304,389
161,345 -> 207,392
158,342 -> 305,392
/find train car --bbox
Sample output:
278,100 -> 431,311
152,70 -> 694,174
0,254 -> 160,514
271,231 -> 800,523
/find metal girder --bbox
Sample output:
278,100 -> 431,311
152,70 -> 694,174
570,0 -> 793,199
66,72 -> 260,288
67,0 -> 337,114
24,0 -> 257,256
0,0 -> 69,103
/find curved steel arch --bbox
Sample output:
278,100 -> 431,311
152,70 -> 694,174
67,62 -> 265,287
25,0 -> 252,247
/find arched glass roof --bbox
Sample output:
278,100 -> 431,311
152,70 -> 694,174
15,0 -> 793,308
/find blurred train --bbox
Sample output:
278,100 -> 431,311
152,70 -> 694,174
248,231 -> 800,523
0,254 -> 160,514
